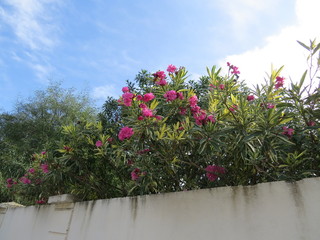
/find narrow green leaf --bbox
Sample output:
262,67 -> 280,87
299,70 -> 307,89
297,40 -> 310,51
312,43 -> 320,56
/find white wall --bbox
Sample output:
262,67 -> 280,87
1,177 -> 320,240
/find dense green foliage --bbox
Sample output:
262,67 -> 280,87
0,82 -> 97,202
1,40 -> 320,205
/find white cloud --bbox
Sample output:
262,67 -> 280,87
92,84 -> 119,100
0,0 -> 62,83
215,0 -> 280,39
30,63 -> 53,83
220,0 -> 320,88
0,0 -> 61,50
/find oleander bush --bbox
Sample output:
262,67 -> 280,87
3,40 -> 320,205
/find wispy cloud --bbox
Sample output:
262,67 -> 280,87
0,0 -> 61,82
219,0 -> 320,87
0,0 -> 61,50
215,0 -> 280,39
92,84 -> 119,100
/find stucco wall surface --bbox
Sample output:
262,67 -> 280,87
0,177 -> 320,240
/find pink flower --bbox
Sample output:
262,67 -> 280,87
275,76 -> 285,89
247,95 -> 255,101
155,79 -> 167,86
20,176 -> 32,184
7,178 -> 16,187
219,84 -> 225,90
136,95 -> 143,101
117,98 -> 124,106
28,168 -> 35,174
36,199 -> 46,204
229,105 -> 238,112
177,92 -> 184,100
139,103 -> 147,109
95,140 -> 103,147
7,178 -> 14,185
282,126 -> 294,137
142,108 -> 153,117
164,90 -> 177,101
154,115 -> 162,121
40,164 -> 49,173
267,103 -> 275,109
131,168 -> 141,181
227,62 -> 240,75
118,126 -> 134,141
122,92 -> 134,107
107,137 -> 114,143
143,93 -> 155,102
206,115 -> 216,124
179,107 -> 187,115
231,66 -> 240,75
307,121 -> 316,126
167,64 -> 177,73
41,151 -> 46,155
189,95 -> 198,107
137,116 -> 144,121
191,105 -> 201,114
64,146 -> 72,152
153,71 -> 166,81
193,109 -> 207,125
205,165 -> 226,182
122,86 -> 130,93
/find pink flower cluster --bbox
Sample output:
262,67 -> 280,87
205,165 -> 226,182
95,140 -> 103,147
275,76 -> 285,89
261,103 -> 275,109
229,104 -> 238,112
163,90 -> 184,102
227,62 -> 240,75
118,126 -> 134,141
36,199 -> 46,204
122,92 -> 135,106
20,176 -> 32,184
131,168 -> 146,181
247,95 -> 255,101
142,107 -> 153,117
282,126 -> 294,137
6,178 -> 17,188
307,121 -> 316,126
189,95 -> 215,125
167,64 -> 177,73
153,71 -> 167,86
189,95 -> 198,107
137,93 -> 155,102
40,163 -> 49,173
191,106 -> 216,125
64,145 -> 73,152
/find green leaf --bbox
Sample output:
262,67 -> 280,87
312,43 -> 320,56
299,70 -> 307,89
279,117 -> 293,125
297,40 -> 310,51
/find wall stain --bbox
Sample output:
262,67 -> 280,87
130,197 -> 138,221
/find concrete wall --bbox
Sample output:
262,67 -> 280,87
1,177 -> 320,240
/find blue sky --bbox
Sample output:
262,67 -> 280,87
0,0 -> 319,112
